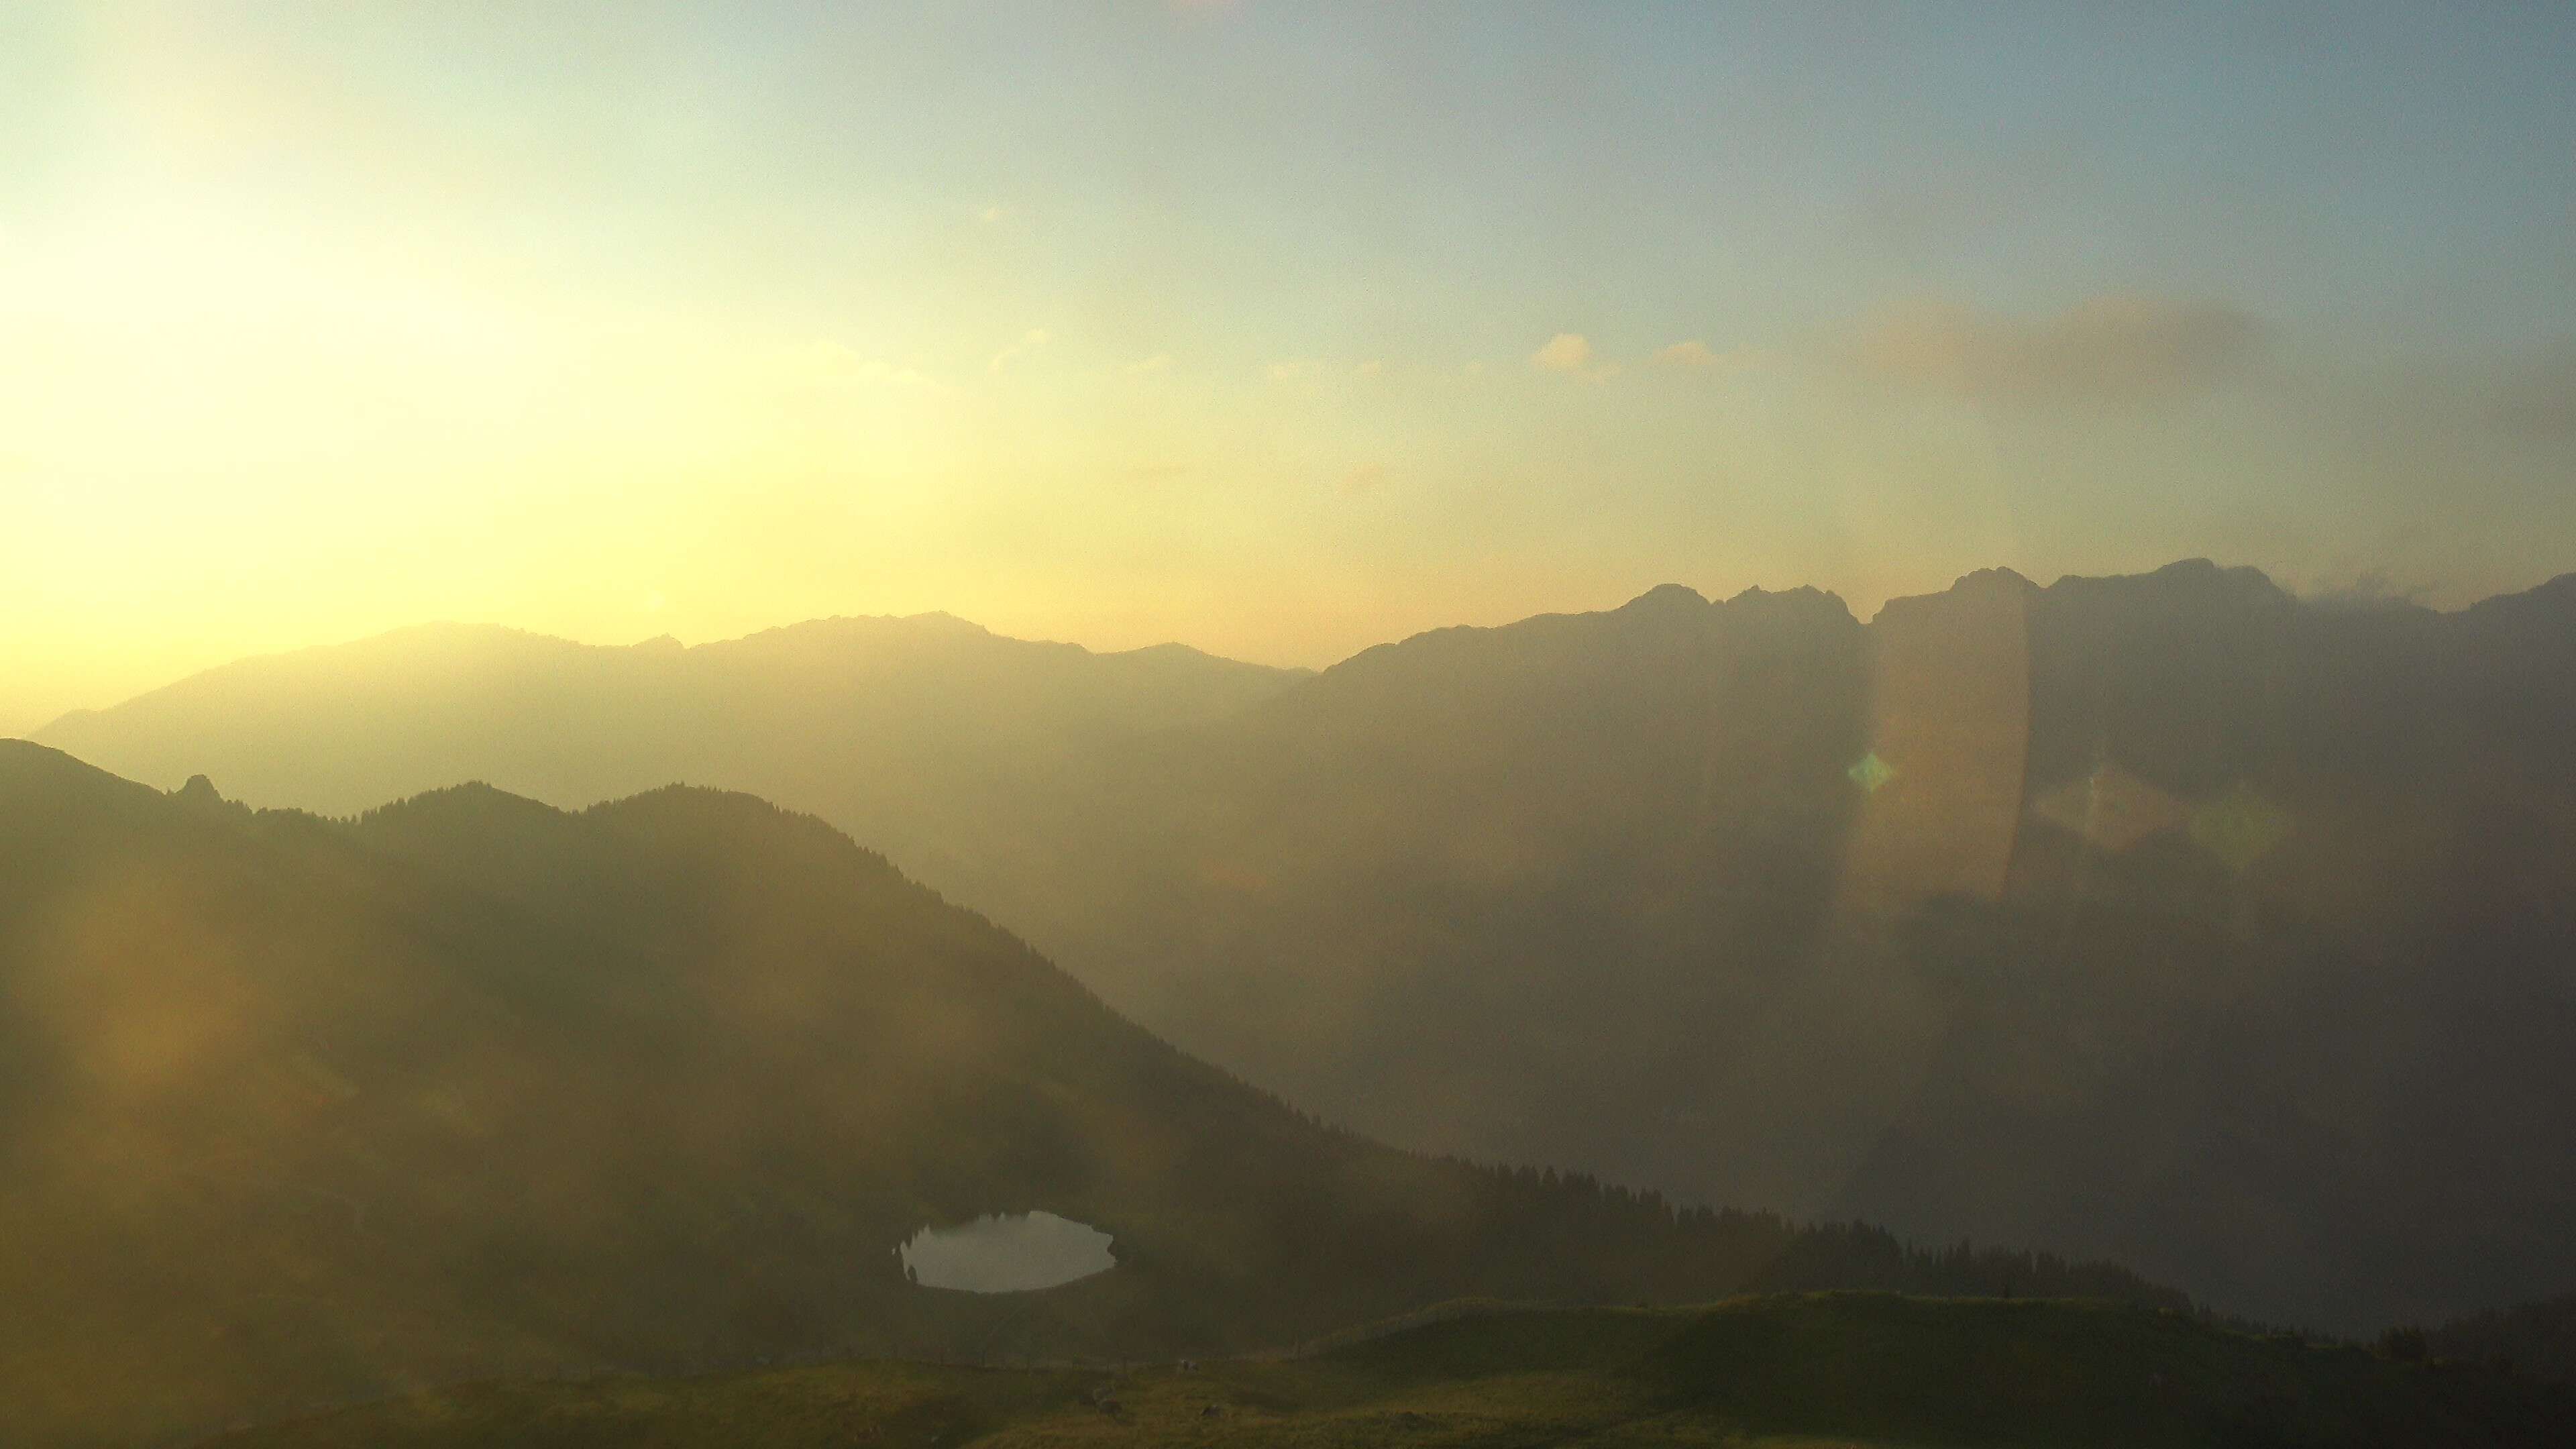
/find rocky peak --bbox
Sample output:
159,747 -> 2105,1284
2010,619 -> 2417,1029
1621,583 -> 1709,611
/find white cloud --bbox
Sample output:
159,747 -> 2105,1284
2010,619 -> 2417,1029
975,203 -> 1010,224
1530,333 -> 1593,372
987,327 -> 1053,374
1125,352 -> 1173,376
1354,359 -> 1384,378
1266,360 -> 1319,382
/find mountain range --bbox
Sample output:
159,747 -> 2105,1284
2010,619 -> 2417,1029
29,560 -> 2576,1332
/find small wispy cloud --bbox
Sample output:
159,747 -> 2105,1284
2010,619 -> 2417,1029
1531,333 -> 1594,373
1339,462 -> 1387,496
1266,360 -> 1319,382
1354,359 -> 1384,378
975,203 -> 1010,224
1125,352 -> 1173,377
1654,339 -> 1776,378
987,327 -> 1053,374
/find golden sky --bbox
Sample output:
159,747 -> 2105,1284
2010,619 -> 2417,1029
5,3 -> 2572,732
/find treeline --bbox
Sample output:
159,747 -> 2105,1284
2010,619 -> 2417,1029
1442,1159 -> 2187,1312
2426,1294 -> 2576,1384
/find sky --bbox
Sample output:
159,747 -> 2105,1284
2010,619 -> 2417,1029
4,1 -> 2573,732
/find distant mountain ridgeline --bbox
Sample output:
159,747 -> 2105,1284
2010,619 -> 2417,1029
32,612 -> 1309,881
0,744 -> 2174,1448
28,561 -> 2576,1332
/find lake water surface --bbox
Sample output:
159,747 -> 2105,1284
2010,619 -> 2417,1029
897,1211 -> 1116,1292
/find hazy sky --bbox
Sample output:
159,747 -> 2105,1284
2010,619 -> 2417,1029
5,3 -> 2573,731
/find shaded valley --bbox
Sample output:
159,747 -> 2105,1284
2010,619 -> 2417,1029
0,744 -> 2165,1445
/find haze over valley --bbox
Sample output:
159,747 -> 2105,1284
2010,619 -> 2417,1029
7,4 -> 2575,1445
37,559 -> 2576,1340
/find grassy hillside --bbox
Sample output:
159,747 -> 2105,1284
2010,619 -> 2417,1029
207,1293 -> 2576,1449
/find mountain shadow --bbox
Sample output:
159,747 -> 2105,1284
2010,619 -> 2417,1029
0,743 -> 2172,1447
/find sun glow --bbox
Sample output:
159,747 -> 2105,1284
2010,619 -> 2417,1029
4,4 -> 2570,732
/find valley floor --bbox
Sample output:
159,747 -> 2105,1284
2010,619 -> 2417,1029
203,1293 -> 2573,1449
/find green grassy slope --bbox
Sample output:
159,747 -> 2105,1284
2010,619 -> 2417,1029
207,1293 -> 2575,1449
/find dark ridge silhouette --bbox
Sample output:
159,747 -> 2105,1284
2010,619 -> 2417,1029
27,561 -> 2576,1331
0,743 -> 2174,1448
